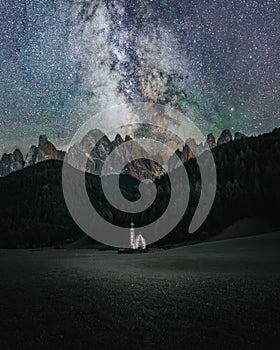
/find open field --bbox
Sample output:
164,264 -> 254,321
1,232 -> 280,349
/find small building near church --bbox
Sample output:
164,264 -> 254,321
135,233 -> 146,250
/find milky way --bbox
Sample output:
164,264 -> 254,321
0,0 -> 279,153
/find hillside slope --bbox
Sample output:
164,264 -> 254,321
0,128 -> 280,248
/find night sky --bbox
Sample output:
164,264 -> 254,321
0,0 -> 279,153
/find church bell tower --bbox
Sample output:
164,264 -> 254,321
130,221 -> 135,249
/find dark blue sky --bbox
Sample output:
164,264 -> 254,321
0,0 -> 279,153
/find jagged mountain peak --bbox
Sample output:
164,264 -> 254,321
206,133 -> 217,149
112,133 -> 124,146
235,132 -> 246,140
0,128 -> 247,179
217,129 -> 233,145
81,129 -> 106,148
0,148 -> 24,177
38,134 -> 48,145
25,135 -> 65,167
125,135 -> 133,142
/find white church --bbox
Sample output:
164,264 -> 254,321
129,221 -> 146,251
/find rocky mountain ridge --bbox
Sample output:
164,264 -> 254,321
0,129 -> 245,180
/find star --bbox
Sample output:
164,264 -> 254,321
0,0 -> 279,154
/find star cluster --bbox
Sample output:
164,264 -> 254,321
0,0 -> 279,153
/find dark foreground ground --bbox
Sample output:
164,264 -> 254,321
1,232 -> 280,350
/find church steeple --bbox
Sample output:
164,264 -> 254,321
130,220 -> 135,249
